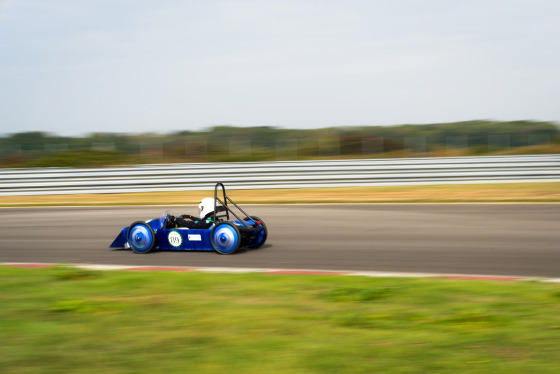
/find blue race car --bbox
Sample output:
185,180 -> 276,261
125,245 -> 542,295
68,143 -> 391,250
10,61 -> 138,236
109,183 -> 267,255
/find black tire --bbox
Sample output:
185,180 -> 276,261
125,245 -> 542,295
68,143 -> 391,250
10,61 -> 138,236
248,216 -> 268,249
128,221 -> 156,254
211,222 -> 241,255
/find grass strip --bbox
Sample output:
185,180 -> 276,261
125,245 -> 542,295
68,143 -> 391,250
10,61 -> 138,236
1,266 -> 560,373
1,182 -> 559,207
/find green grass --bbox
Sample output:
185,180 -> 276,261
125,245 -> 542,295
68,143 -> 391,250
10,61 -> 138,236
2,266 -> 560,373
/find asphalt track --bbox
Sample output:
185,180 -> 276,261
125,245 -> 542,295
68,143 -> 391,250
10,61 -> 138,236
0,204 -> 558,277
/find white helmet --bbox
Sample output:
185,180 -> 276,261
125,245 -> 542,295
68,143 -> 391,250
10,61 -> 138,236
198,197 -> 216,219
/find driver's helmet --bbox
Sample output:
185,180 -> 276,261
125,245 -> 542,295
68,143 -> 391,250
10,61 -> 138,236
198,198 -> 216,219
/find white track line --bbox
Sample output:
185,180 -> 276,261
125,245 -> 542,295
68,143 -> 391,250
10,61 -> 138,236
2,262 -> 560,282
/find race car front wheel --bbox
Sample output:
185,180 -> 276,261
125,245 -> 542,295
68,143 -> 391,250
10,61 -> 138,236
128,221 -> 156,254
211,222 -> 241,255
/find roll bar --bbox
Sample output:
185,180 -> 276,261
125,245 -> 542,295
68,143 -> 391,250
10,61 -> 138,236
212,183 -> 252,227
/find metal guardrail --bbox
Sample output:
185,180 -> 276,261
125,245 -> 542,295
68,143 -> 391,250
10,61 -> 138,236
0,154 -> 559,196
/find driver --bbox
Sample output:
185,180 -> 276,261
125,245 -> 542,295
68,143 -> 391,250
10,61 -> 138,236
165,198 -> 225,229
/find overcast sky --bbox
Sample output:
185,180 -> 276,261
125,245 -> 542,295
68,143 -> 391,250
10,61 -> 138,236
1,0 -> 559,136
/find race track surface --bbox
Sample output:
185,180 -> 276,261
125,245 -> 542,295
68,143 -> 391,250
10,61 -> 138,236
0,204 -> 558,277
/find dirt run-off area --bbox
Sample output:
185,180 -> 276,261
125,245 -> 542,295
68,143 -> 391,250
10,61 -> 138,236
1,182 -> 559,207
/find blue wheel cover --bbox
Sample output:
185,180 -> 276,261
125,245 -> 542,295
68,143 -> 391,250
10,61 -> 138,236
247,218 -> 267,249
213,225 -> 239,253
129,224 -> 153,252
253,229 -> 265,246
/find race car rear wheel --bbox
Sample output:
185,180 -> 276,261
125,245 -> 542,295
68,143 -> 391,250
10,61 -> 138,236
128,221 -> 156,254
248,216 -> 267,249
211,222 -> 241,255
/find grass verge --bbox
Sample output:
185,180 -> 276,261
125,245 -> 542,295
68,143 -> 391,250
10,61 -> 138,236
1,182 -> 559,207
1,266 -> 560,373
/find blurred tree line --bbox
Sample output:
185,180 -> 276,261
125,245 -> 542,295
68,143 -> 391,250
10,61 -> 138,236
0,120 -> 558,168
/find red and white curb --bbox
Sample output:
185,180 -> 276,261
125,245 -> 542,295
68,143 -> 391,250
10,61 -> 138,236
2,262 -> 559,282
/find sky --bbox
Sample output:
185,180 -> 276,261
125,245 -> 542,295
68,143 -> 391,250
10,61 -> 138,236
1,0 -> 559,136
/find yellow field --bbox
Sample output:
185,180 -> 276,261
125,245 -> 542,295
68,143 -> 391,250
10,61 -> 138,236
1,182 -> 559,207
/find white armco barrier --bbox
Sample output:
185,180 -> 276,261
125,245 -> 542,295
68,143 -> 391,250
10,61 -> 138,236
0,154 -> 559,196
